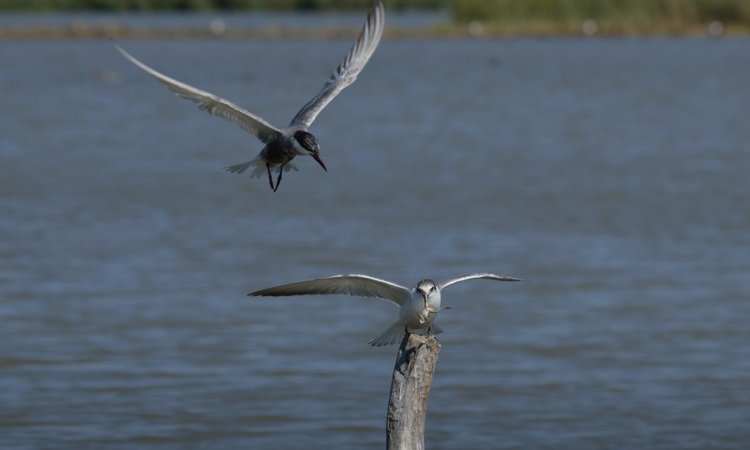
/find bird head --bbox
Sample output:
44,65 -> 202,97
416,279 -> 439,301
293,130 -> 327,171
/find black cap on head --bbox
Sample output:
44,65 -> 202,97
294,130 -> 319,153
294,130 -> 326,171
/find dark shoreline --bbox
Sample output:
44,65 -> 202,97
2,22 -> 748,40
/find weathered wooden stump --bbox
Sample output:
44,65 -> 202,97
386,333 -> 441,450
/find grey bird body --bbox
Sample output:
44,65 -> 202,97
114,0 -> 385,191
249,273 -> 520,346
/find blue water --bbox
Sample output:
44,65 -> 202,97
1,23 -> 749,449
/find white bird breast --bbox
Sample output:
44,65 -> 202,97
400,290 -> 442,329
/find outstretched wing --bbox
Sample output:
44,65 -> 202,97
249,274 -> 411,306
288,0 -> 385,128
438,273 -> 521,290
114,43 -> 282,144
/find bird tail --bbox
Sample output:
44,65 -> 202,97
409,322 -> 444,336
224,160 -> 258,175
224,160 -> 300,178
368,321 -> 406,347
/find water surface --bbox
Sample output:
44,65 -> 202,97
1,27 -> 749,449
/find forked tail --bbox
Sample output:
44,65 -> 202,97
225,159 -> 265,177
224,160 -> 299,178
369,321 -> 406,347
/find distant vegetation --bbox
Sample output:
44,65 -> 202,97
2,0 -> 750,35
452,0 -> 750,32
3,0 -> 750,21
0,0 -> 447,11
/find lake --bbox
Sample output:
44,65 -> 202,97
1,14 -> 749,449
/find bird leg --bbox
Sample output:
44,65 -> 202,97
266,164 -> 275,191
273,164 -> 285,192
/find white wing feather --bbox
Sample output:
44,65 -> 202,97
288,0 -> 385,128
114,43 -> 282,144
249,274 -> 411,306
438,273 -> 521,290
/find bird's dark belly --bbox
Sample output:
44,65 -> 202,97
263,140 -> 295,166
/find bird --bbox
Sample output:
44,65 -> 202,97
249,273 -> 520,347
113,0 -> 385,192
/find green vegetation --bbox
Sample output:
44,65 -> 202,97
452,0 -> 750,33
2,0 -> 749,35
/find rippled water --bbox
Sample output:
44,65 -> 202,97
1,23 -> 749,449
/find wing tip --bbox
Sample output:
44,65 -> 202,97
489,273 -> 523,282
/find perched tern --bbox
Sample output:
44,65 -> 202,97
114,0 -> 385,192
249,273 -> 520,347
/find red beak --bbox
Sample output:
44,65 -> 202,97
313,153 -> 327,172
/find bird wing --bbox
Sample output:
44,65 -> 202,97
114,43 -> 282,144
249,274 -> 411,306
438,273 -> 521,290
288,0 -> 385,129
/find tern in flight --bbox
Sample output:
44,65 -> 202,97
114,0 -> 385,192
249,273 -> 520,346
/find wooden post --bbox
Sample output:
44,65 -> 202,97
386,333 -> 441,450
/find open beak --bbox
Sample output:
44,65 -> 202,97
312,153 -> 327,172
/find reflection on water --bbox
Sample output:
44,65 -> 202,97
1,25 -> 749,449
